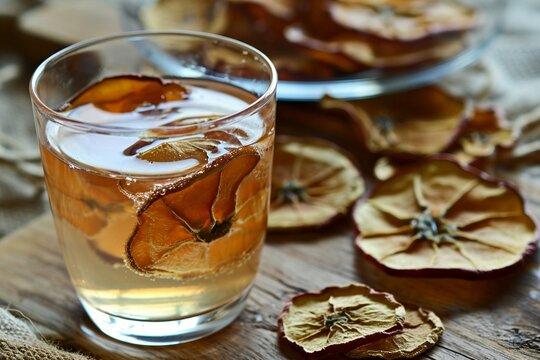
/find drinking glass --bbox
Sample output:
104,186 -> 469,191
29,31 -> 277,346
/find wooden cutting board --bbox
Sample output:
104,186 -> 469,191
0,212 -> 538,359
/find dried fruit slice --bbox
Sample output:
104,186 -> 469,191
278,284 -> 406,357
321,86 -> 468,158
135,137 -> 221,164
373,107 -> 516,180
269,136 -> 364,231
500,107 -> 540,165
494,108 -> 540,201
354,158 -> 538,278
493,112 -> 540,206
285,25 -> 465,69
329,0 -> 478,41
229,0 -> 294,19
41,147 -> 126,236
62,75 -> 189,113
272,54 -> 361,81
126,147 -> 261,278
373,156 -> 399,181
453,107 -> 515,164
346,304 -> 444,359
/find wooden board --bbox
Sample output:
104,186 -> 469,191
0,212 -> 538,359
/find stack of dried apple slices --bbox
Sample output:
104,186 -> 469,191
222,0 -> 480,80
279,284 -> 444,358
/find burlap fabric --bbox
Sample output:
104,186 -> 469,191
1,0 -> 539,358
0,309 -> 92,360
0,55 -> 47,239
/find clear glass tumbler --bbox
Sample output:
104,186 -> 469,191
29,31 -> 276,346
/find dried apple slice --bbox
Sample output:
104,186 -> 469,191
42,147 -> 126,236
126,147 -> 261,279
336,37 -> 464,68
329,0 -> 478,41
346,304 -> 444,359
322,86 -> 468,158
269,136 -> 364,231
135,137 -> 220,164
272,54 -> 361,80
492,107 -> 540,191
278,284 -> 406,357
453,107 -> 515,164
373,107 -> 516,180
62,75 -> 189,113
354,158 -> 538,278
285,25 -> 465,69
229,0 -> 294,19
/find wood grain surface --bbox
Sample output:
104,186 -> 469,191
0,211 -> 538,360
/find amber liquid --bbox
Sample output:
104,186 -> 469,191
41,79 -> 274,320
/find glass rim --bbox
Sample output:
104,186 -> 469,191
29,30 -> 278,135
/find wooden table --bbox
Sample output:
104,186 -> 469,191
0,210 -> 538,359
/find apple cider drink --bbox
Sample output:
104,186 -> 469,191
31,32 -> 276,345
40,75 -> 274,321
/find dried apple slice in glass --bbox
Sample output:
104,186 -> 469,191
354,158 -> 538,278
42,148 -> 126,236
329,0 -> 478,41
126,147 -> 261,279
135,135 -> 224,164
269,136 -> 365,231
322,86 -> 468,158
62,75 -> 189,113
278,284 -> 405,357
346,304 -> 444,359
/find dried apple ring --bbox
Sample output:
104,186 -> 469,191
285,25 -> 465,69
229,0 -> 294,20
322,86 -> 469,158
126,147 -> 261,279
346,304 -> 444,359
278,284 -> 406,357
354,157 -> 538,278
62,75 -> 189,113
269,136 -> 365,231
373,107 -> 516,181
453,107 -> 515,165
329,0 -> 478,42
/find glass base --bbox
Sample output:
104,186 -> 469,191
80,290 -> 249,346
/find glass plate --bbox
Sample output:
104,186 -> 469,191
122,0 -> 505,101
